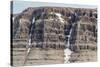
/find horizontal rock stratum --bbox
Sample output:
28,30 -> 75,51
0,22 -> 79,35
11,7 -> 97,66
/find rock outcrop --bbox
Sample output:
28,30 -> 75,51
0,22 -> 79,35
11,7 -> 97,66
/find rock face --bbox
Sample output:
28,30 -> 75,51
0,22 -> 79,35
11,7 -> 97,66
69,16 -> 97,62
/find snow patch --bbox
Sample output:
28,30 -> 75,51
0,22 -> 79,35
64,48 -> 72,63
50,12 -> 65,23
55,13 -> 65,23
26,17 -> 35,54
32,17 -> 35,24
64,20 -> 73,63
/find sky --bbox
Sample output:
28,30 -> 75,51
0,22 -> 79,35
12,1 -> 97,14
